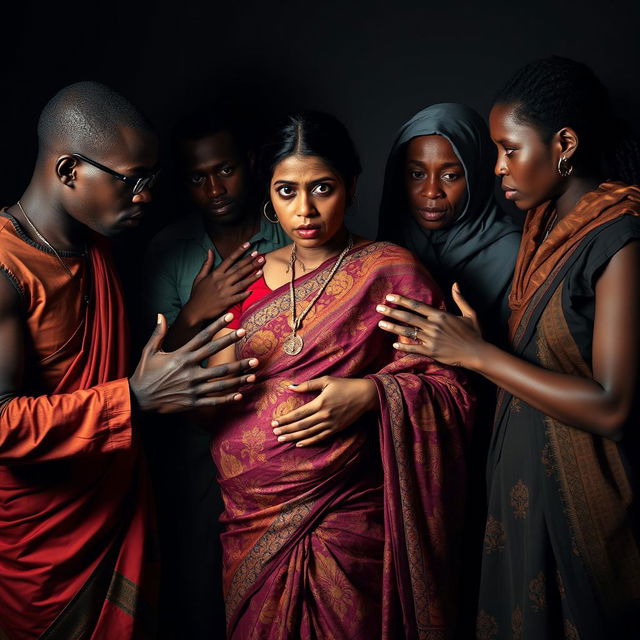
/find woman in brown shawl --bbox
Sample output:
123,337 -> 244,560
376,57 -> 640,639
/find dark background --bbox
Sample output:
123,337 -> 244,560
3,0 -> 639,241
3,2 -> 639,636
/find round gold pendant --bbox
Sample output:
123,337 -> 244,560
283,333 -> 304,355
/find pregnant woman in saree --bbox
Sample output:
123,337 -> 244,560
206,111 -> 476,639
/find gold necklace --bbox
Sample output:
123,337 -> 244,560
17,200 -> 75,279
283,233 -> 354,356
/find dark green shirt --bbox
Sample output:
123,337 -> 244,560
145,212 -> 289,325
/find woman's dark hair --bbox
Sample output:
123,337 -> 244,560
259,111 -> 362,190
494,56 -> 640,185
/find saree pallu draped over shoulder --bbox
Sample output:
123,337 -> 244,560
477,184 -> 640,640
209,241 -> 475,640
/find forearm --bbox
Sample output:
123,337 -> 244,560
472,342 -> 627,438
0,378 -> 133,464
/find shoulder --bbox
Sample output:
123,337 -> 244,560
353,240 -> 425,270
146,213 -> 204,262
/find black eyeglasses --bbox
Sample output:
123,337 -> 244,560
72,153 -> 160,195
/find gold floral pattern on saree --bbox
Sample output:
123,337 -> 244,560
240,428 -> 267,465
245,329 -> 278,358
483,515 -> 506,554
255,378 -> 294,417
510,479 -> 529,519
312,551 -> 356,620
476,610 -> 498,639
564,619 -> 580,640
219,441 -> 245,479
528,571 -> 546,612
511,605 -> 523,639
225,494 -> 315,623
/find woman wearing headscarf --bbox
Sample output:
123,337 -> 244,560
378,102 -> 521,346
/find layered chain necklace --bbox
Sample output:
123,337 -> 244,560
283,233 -> 353,356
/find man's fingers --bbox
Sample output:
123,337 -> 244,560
144,313 -> 168,355
178,313 -> 235,354
227,254 -> 264,282
376,304 -> 432,330
218,242 -> 252,273
194,373 -> 256,396
188,328 -> 247,363
192,357 -> 259,383
193,392 -> 244,407
230,269 -> 263,293
195,249 -> 215,282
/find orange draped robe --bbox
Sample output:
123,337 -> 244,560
0,212 -> 156,640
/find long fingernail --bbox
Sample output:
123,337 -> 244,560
273,428 -> 281,435
379,321 -> 390,328
236,328 -> 246,337
386,294 -> 397,302
224,312 -> 233,322
255,270 -> 262,276
376,305 -> 387,312
234,393 -> 243,400
245,374 -> 256,383
257,256 -> 265,263
243,242 -> 251,249
393,343 -> 400,349
277,436 -> 287,442
271,420 -> 279,427
250,250 -> 258,256
249,359 -> 259,367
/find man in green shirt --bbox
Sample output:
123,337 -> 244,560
144,109 -> 288,639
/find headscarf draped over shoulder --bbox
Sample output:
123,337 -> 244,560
378,103 -> 521,334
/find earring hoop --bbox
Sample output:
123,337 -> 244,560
557,156 -> 573,178
263,201 -> 279,224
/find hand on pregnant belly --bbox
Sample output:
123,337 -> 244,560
271,376 -> 378,447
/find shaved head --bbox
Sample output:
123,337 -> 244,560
36,81 -> 153,160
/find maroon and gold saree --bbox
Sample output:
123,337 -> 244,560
210,241 -> 475,639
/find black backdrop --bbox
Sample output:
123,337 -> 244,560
3,0 -> 640,241
3,1 -> 640,636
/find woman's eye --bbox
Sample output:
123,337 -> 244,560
190,174 -> 205,185
442,173 -> 461,182
505,148 -> 517,157
410,170 -> 425,180
277,185 -> 295,197
220,165 -> 234,176
312,183 -> 331,195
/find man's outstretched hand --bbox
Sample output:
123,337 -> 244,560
130,312 -> 257,413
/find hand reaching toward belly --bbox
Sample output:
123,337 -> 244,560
271,376 -> 378,447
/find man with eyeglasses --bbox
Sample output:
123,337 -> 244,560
0,81 -> 257,640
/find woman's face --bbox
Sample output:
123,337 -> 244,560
404,135 -> 467,230
489,102 -> 564,211
270,154 -> 349,247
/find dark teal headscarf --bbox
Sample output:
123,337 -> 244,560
378,103 -> 522,342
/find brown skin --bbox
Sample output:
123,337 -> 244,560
210,155 -> 378,446
163,131 -> 264,351
1,124 -> 257,415
376,103 -> 640,440
405,135 -> 467,230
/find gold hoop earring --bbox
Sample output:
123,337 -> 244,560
557,156 -> 573,178
263,201 -> 279,224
